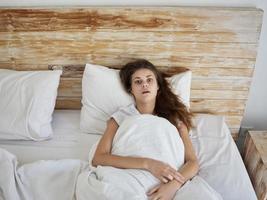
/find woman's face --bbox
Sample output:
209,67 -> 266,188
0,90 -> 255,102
130,68 -> 159,104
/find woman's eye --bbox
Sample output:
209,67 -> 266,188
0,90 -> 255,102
147,78 -> 153,83
135,80 -> 142,85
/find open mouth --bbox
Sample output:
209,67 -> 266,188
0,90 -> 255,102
142,91 -> 150,94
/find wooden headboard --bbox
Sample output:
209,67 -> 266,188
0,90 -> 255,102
0,7 -> 263,139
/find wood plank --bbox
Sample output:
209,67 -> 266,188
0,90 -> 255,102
0,7 -> 262,32
0,56 -> 256,70
0,40 -> 9,62
225,115 -> 242,128
190,67 -> 253,78
192,78 -> 251,91
52,65 -> 254,78
191,99 -> 246,115
163,67 -> 254,78
55,97 -> 81,109
191,90 -> 249,100
0,31 -> 260,43
8,40 -> 258,59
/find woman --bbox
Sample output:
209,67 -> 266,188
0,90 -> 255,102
92,59 -> 199,200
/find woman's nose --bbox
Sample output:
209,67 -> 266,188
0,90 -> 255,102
142,82 -> 148,88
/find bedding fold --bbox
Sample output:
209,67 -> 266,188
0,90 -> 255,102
77,114 -> 222,200
0,148 -> 88,200
0,113 -> 256,200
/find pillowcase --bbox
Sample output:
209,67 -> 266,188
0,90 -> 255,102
0,69 -> 62,140
80,63 -> 191,134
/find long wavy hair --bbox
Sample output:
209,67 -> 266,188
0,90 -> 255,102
119,59 -> 193,130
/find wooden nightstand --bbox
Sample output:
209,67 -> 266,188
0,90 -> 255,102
243,131 -> 267,200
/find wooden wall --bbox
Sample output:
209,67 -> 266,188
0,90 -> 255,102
0,7 -> 263,139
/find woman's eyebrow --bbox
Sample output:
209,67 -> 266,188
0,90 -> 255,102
133,74 -> 153,80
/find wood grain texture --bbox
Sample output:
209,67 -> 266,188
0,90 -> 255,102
243,131 -> 267,200
0,7 -> 263,138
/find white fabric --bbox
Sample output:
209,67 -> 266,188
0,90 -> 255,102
0,148 -> 88,200
0,111 -> 257,200
111,115 -> 184,170
0,110 -> 101,165
77,114 -> 222,200
80,63 -> 191,134
111,103 -> 139,125
173,176 -> 223,200
86,113 -> 257,200
190,114 -> 257,200
0,69 -> 62,141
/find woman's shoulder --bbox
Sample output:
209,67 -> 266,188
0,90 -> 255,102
111,103 -> 139,126
116,103 -> 139,115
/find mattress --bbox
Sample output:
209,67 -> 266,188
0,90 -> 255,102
0,110 -> 257,199
0,110 -> 101,165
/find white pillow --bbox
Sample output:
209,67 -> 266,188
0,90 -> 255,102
0,69 -> 62,140
81,63 -> 191,134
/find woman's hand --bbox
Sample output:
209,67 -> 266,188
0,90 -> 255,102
147,180 -> 182,200
145,158 -> 185,184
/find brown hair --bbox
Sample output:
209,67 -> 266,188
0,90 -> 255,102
120,59 -> 193,130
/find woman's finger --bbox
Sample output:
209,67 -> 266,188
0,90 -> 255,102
147,184 -> 160,196
165,168 -> 185,183
163,173 -> 173,181
149,194 -> 160,200
173,172 -> 185,184
176,171 -> 185,181
173,175 -> 185,184
161,177 -> 168,183
165,168 -> 179,180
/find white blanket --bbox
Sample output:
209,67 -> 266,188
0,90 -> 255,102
0,148 -> 88,200
76,114 -> 222,200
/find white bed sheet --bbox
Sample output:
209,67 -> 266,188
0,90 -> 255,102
0,110 -> 256,199
190,114 -> 256,199
0,110 -> 101,165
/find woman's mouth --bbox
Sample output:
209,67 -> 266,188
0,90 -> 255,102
142,91 -> 150,94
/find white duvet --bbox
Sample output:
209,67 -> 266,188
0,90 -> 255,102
76,115 -> 222,200
0,114 -> 256,200
0,148 -> 88,200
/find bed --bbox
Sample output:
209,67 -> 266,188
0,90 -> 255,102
0,6 -> 263,200
0,109 -> 257,199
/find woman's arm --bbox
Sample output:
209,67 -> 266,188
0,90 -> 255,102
92,118 -> 147,169
163,121 -> 199,186
176,121 -> 199,181
92,118 -> 185,183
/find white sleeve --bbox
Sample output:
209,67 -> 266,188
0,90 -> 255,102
111,110 -> 123,126
111,107 -> 131,126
